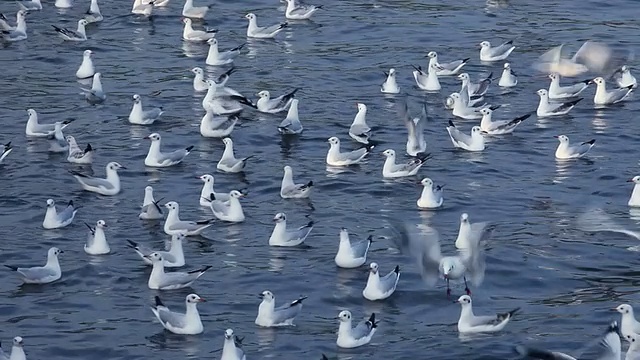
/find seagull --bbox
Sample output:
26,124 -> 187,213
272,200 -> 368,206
381,68 -> 400,94
221,329 -> 246,360
151,294 -> 205,335
255,290 -> 307,327
458,72 -> 492,97
43,199 -> 79,229
628,177 -> 640,207
417,178 -> 444,209
448,93 -> 498,120
129,94 -> 163,125
335,228 -> 372,269
206,38 -> 244,66
269,212 -> 313,247
139,185 -> 164,220
70,162 -> 124,196
280,165 -> 313,199
533,41 -> 616,77
66,136 -> 93,164
0,142 -> 12,164
256,88 -> 298,113
0,10 -> 27,42
397,99 -> 427,157
278,99 -> 304,135
182,0 -> 210,19
83,72 -> 106,104
217,138 -> 254,173
326,137 -> 372,166
362,263 -> 400,301
131,0 -> 155,16
284,0 -> 322,20
612,65 -> 637,88
84,220 -> 110,255
209,190 -> 245,223
479,40 -> 515,61
201,112 -> 238,138
498,63 -> 517,87
479,108 -> 531,135
446,120 -> 486,152
554,135 -> 595,159
427,51 -> 469,76
456,295 -> 519,333
198,174 -> 229,206
84,0 -> 103,23
615,304 -> 640,339
76,50 -> 95,79
47,122 -> 68,153
52,19 -> 88,41
245,13 -> 288,39
349,103 -> 371,144
536,89 -> 582,117
144,133 -> 193,167
127,233 -> 186,268
55,0 -> 73,8
146,252 -> 211,290
336,311 -> 378,349
182,18 -> 216,42
412,63 -> 441,91
455,213 -> 490,250
5,247 -> 63,284
547,73 -> 590,99
17,0 -> 42,11
191,67 -> 208,91
203,83 -> 255,115
0,10 -> 26,31
591,77 -> 633,105
381,149 -> 428,178
164,201 -> 213,236
0,337 -> 26,360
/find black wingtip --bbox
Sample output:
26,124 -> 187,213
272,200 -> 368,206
393,265 -> 400,273
365,144 -> 375,152
305,180 -> 314,187
280,22 -> 289,29
462,57 -> 470,63
84,143 -> 93,153
126,239 -> 138,249
200,265 -> 213,272
306,221 -> 314,228
291,296 -> 308,306
486,71 -> 493,80
154,296 -> 164,307
580,78 -> 591,85
411,65 -> 423,73
505,40 -> 513,45
322,355 -> 329,360
185,145 -> 195,152
62,119 -> 74,125
568,98 -> 584,106
448,119 -> 455,127
489,104 -> 502,111
51,25 -> 62,31
368,313 -> 379,328
316,5 -> 324,8
366,235 -> 373,243
508,307 -> 520,317
626,84 -> 635,90
416,152 -> 432,162
583,139 -> 596,146
4,265 -> 18,271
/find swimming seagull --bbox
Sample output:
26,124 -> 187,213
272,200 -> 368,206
191,67 -> 208,91
131,0 -> 154,16
456,295 -> 519,334
417,177 -> 444,209
151,294 -> 205,335
362,263 -> 400,301
25,109 -> 72,137
0,10 -> 26,31
198,174 -> 229,206
412,63 -> 441,91
256,88 -> 299,114
129,94 -> 163,125
52,19 -> 88,42
335,228 -> 372,269
380,68 -> 400,94
84,220 -> 110,255
591,77 -> 633,106
47,122 -> 68,153
479,108 -> 531,135
547,73 -> 590,99
326,137 -> 372,166
269,212 -> 314,247
284,0 -> 322,20
182,18 -> 216,42
217,138 -> 254,173
446,120 -> 486,152
182,0 -> 210,19
83,72 -> 106,104
127,232 -> 186,268
206,38 -> 244,66
349,103 -> 371,144
55,0 -> 73,8
5,247 -> 63,284
458,72 -> 492,97
139,185 -> 164,220
615,304 -> 640,340
0,337 -> 26,360
498,63 -> 517,87
554,135 -> 595,159
536,89 -> 582,117
280,165 -> 313,199
146,252 -> 211,290
479,40 -> 515,61
209,191 -> 245,222
221,329 -> 246,360
204,87 -> 255,115
18,0 -> 42,11
43,199 -> 79,229
388,221 -> 489,297
381,149 -> 428,178
76,50 -> 95,79
164,201 -> 213,236
0,142 -> 12,164
427,51 -> 469,76
398,99 -> 427,157
628,177 -> 640,207
66,136 -> 93,164
255,290 -> 307,327
336,311 -> 378,349
245,13 -> 288,39
1,10 -> 27,42
144,133 -> 194,167
201,112 -> 237,138
613,65 -> 637,89
448,93 -> 498,120
84,0 -> 103,23
69,161 -> 125,196
278,99 -> 304,135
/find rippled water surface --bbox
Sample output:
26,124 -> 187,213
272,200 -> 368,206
1,0 -> 640,359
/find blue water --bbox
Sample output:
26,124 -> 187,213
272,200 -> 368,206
1,0 -> 640,359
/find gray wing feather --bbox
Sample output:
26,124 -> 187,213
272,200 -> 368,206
57,204 -> 76,222
457,226 -> 488,287
76,176 -> 115,190
168,221 -> 205,232
272,303 -> 302,323
287,225 -> 312,242
337,148 -> 367,162
350,239 -> 370,258
441,59 -> 464,71
156,307 -> 187,328
261,23 -> 285,34
143,108 -> 162,119
447,126 -> 473,147
491,41 -> 514,57
351,320 -> 373,340
379,269 -> 399,293
349,123 -> 371,136
389,222 -> 441,286
159,272 -> 200,287
18,267 -> 56,281
210,201 -> 229,216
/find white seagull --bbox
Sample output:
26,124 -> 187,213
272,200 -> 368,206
458,72 -> 492,97
536,89 -> 582,117
43,199 -> 79,229
547,73 -> 590,99
201,112 -> 238,138
182,0 -> 210,19
554,135 -> 595,160
139,186 -> 164,220
479,40 -> 515,61
84,220 -> 110,255
25,108 -> 71,136
66,136 -> 93,164
83,72 -> 106,104
362,262 -> 400,301
456,295 -> 519,333
446,120 -> 486,152
221,329 -> 246,360
278,99 -> 304,135
284,0 -> 322,20
381,149 -> 428,178
427,51 -> 469,76
144,133 -> 194,167
217,138 -> 254,173
498,63 -> 517,87
127,233 -> 186,268
5,247 -> 63,284
398,99 -> 427,157
163,201 -> 213,236
613,65 -> 637,88
0,10 -> 26,31
628,177 -> 640,207
209,190 -> 245,223
52,19 -> 88,41
336,311 -> 378,349
245,13 -> 288,39
1,10 -> 27,42
191,67 -> 208,91
76,49 -> 95,79
84,0 -> 103,23
615,304 -> 640,339
256,88 -> 298,114
417,178 -> 444,209
349,103 -> 371,144
0,337 -> 26,360
479,108 -> 531,135
533,41 -> 614,77
280,165 -> 313,199
129,94 -> 163,125
198,174 -> 229,206
412,63 -> 441,91
131,0 -> 154,16
448,93 -> 497,120
182,18 -> 216,42
381,68 -> 400,94
335,228 -> 372,269
255,290 -> 307,327
70,162 -> 124,196
269,212 -> 313,247
47,121 -> 68,153
151,294 -> 205,335
326,137 -> 372,166
592,76 -> 633,106
206,38 -> 244,66
146,252 -> 211,290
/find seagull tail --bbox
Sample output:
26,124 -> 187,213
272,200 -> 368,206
4,265 -> 18,271
125,239 -> 138,249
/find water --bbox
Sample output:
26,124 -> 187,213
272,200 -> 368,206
1,0 -> 640,358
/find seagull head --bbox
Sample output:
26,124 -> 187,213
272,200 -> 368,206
457,295 -> 472,305
368,262 -> 379,274
144,133 -> 161,142
164,201 -> 178,211
273,212 -> 286,223
259,290 -> 274,301
337,310 -> 352,322
244,13 -> 255,20
382,149 -> 395,158
96,220 -> 107,228
479,41 -> 491,49
327,136 -> 340,146
187,294 -> 205,303
13,337 -> 23,347
614,304 -> 633,315
553,135 -> 569,143
224,329 -> 234,340
420,178 -> 433,188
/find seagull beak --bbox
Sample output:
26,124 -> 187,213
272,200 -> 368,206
143,255 -> 151,259
197,298 -> 206,302
627,179 -> 635,182
143,135 -> 150,139
452,300 -> 459,304
59,250 -> 64,254
120,165 -> 128,169
258,294 -> 264,298
553,135 -> 559,138
611,308 -> 619,311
